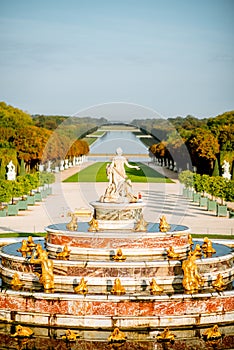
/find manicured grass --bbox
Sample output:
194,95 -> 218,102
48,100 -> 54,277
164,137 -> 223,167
191,233 -> 234,240
0,232 -> 46,238
63,162 -> 173,183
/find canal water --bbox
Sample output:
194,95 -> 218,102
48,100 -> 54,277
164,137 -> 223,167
89,130 -> 150,161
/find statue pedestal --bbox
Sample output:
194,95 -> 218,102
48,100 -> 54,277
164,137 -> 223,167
90,201 -> 146,231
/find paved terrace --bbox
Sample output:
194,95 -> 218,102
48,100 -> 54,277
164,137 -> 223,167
0,162 -> 233,236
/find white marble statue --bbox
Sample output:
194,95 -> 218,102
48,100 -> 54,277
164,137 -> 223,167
7,160 -> 16,181
100,147 -> 140,203
222,160 -> 231,180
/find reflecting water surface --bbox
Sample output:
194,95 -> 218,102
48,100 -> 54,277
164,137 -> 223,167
90,131 -> 149,155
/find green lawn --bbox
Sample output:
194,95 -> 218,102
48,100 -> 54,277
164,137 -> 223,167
63,162 -> 173,183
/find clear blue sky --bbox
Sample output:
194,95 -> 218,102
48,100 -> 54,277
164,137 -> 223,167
0,0 -> 233,119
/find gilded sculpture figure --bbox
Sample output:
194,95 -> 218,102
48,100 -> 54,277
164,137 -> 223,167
66,211 -> 78,231
66,208 -> 92,231
182,252 -> 204,293
62,329 -> 80,341
202,324 -> 222,340
100,147 -> 140,203
57,244 -> 70,260
159,215 -> 170,232
11,325 -> 34,338
191,244 -> 202,258
74,277 -> 88,294
212,273 -> 226,291
17,239 -> 31,258
156,327 -> 175,342
166,246 -> 180,260
149,278 -> 164,295
202,237 -> 216,254
11,272 -> 24,291
30,247 -> 54,292
26,236 -> 37,250
188,234 -> 194,246
88,217 -> 99,232
108,327 -> 126,343
113,248 -> 126,262
111,278 -> 126,295
134,214 -> 148,232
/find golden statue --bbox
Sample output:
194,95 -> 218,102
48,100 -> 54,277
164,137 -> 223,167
108,327 -> 126,343
88,217 -> 99,232
134,214 -> 148,232
156,327 -> 175,342
30,247 -> 54,292
11,325 -> 34,338
166,246 -> 180,260
74,277 -> 88,294
202,237 -> 216,254
66,208 -> 92,231
149,278 -> 164,295
57,244 -> 70,260
11,272 -> 24,291
62,329 -> 80,341
113,248 -> 126,262
182,252 -> 204,294
202,324 -> 222,340
111,278 -> 126,295
212,273 -> 226,292
188,234 -> 194,246
17,239 -> 31,258
159,215 -> 170,232
66,211 -> 78,231
191,244 -> 202,258
26,236 -> 37,250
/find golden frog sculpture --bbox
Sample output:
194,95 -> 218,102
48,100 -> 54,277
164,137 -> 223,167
74,277 -> 88,294
202,324 -> 222,340
62,329 -> 80,341
11,325 -> 34,338
111,278 -> 126,295
156,327 -> 175,342
149,278 -> 164,295
113,248 -> 126,262
57,244 -> 71,260
159,215 -> 170,232
166,246 -> 180,260
11,272 -> 24,291
182,252 -> 204,294
212,273 -> 226,292
108,327 -> 126,343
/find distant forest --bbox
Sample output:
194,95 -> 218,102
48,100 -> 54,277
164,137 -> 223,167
0,101 -> 233,176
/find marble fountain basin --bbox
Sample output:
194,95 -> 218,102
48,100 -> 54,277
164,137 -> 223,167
0,239 -> 234,294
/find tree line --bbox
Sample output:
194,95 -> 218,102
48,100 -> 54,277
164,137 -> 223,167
0,102 -> 107,176
132,111 -> 234,176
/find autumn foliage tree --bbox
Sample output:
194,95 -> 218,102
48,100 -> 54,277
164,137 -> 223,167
186,129 -> 219,174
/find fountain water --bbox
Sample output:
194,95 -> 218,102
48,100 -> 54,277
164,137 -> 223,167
0,150 -> 233,348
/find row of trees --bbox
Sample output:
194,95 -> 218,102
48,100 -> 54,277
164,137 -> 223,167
132,111 -> 234,175
0,102 -> 107,175
0,172 -> 55,206
178,170 -> 234,204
